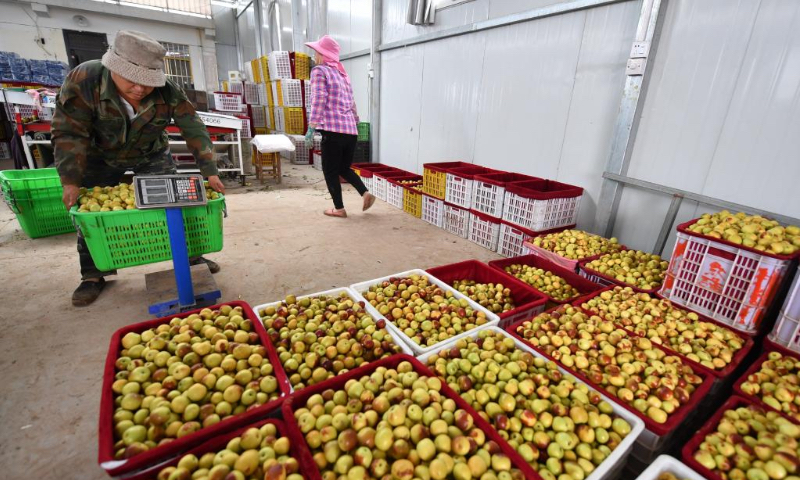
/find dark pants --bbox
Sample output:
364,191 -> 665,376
320,130 -> 368,209
78,151 -> 177,280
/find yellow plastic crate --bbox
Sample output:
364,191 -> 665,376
221,80 -> 229,92
272,81 -> 283,107
285,107 -> 306,135
403,187 -> 423,218
254,127 -> 268,135
293,52 -> 310,80
267,105 -> 275,127
251,59 -> 262,83
265,81 -> 275,106
422,168 -> 447,200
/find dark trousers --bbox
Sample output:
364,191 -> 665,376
78,151 -> 177,280
320,130 -> 368,209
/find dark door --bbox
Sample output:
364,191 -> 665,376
63,30 -> 109,69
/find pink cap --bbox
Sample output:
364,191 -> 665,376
305,35 -> 340,63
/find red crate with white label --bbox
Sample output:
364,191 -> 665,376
660,220 -> 795,334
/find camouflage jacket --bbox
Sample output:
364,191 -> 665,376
51,60 -> 217,185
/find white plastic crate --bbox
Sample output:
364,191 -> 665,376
257,82 -> 270,106
496,222 -> 536,257
421,194 -> 444,227
227,81 -> 244,95
442,202 -> 470,238
472,179 -> 506,218
634,455 -> 705,480
661,230 -> 793,334
468,211 -> 500,251
312,150 -> 322,170
349,269 -> 501,357
238,117 -> 252,138
212,92 -> 243,112
252,288 -> 414,367
361,174 -> 373,192
417,327 -> 645,480
243,82 -> 260,105
386,181 -> 405,209
503,193 -> 582,231
444,169 -> 481,209
304,80 -> 311,107
268,51 -> 292,80
243,61 -> 254,82
768,267 -> 800,351
4,103 -> 37,121
281,79 -> 304,107
373,174 -> 390,201
249,106 -> 266,128
272,107 -> 285,132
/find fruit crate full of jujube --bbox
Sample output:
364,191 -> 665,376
417,326 -> 646,480
281,353 -> 542,480
97,301 -> 292,477
660,216 -> 798,334
121,418 -> 313,480
680,395 -> 800,480
70,196 -> 226,271
427,259 -> 547,330
732,337 -> 800,422
506,307 -> 716,463
0,168 -> 75,238
349,269 -> 501,357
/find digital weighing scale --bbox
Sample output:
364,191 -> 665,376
133,175 -> 221,316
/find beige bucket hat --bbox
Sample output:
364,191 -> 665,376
102,30 -> 167,87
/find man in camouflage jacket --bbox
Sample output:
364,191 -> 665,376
52,30 -> 225,306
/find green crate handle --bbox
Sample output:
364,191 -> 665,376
0,178 -> 20,214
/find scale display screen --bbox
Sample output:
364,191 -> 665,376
133,174 -> 207,209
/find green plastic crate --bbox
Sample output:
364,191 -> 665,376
0,168 -> 75,238
71,196 -> 226,271
357,122 -> 370,142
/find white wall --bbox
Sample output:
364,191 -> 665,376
0,2 -> 215,90
378,0 -> 641,229
611,0 -> 800,254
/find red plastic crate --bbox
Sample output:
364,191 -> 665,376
732,337 -> 800,423
496,221 -> 574,258
577,289 -> 754,381
123,418 -> 312,480
280,354 -> 539,480
488,254 -> 605,307
507,308 -> 714,439
503,179 -> 584,231
427,260 -> 547,330
660,220 -> 795,334
444,165 -> 497,209
98,301 -> 292,477
576,248 -> 670,294
472,172 -> 540,218
681,396 -> 773,480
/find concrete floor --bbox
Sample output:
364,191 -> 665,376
0,160 -> 501,480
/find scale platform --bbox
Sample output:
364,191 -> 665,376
145,264 -> 221,316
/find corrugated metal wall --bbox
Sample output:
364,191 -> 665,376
378,0 -> 641,228
612,0 -> 800,254
375,0 -> 800,252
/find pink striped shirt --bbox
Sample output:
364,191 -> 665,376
308,64 -> 358,136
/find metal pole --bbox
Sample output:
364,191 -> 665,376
165,208 -> 195,309
595,0 -> 665,237
369,0 -> 382,163
653,194 -> 683,255
254,0 -> 264,58
233,7 -> 244,70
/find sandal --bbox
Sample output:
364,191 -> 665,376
362,192 -> 376,211
72,278 -> 107,307
324,208 -> 348,218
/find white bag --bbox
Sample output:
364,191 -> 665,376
250,134 -> 296,154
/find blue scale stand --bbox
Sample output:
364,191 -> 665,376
134,175 -> 221,316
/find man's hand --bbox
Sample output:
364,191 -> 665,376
62,184 -> 80,208
207,175 -> 225,194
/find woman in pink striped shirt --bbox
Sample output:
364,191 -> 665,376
305,35 -> 376,218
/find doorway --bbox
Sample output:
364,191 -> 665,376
63,30 -> 109,69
